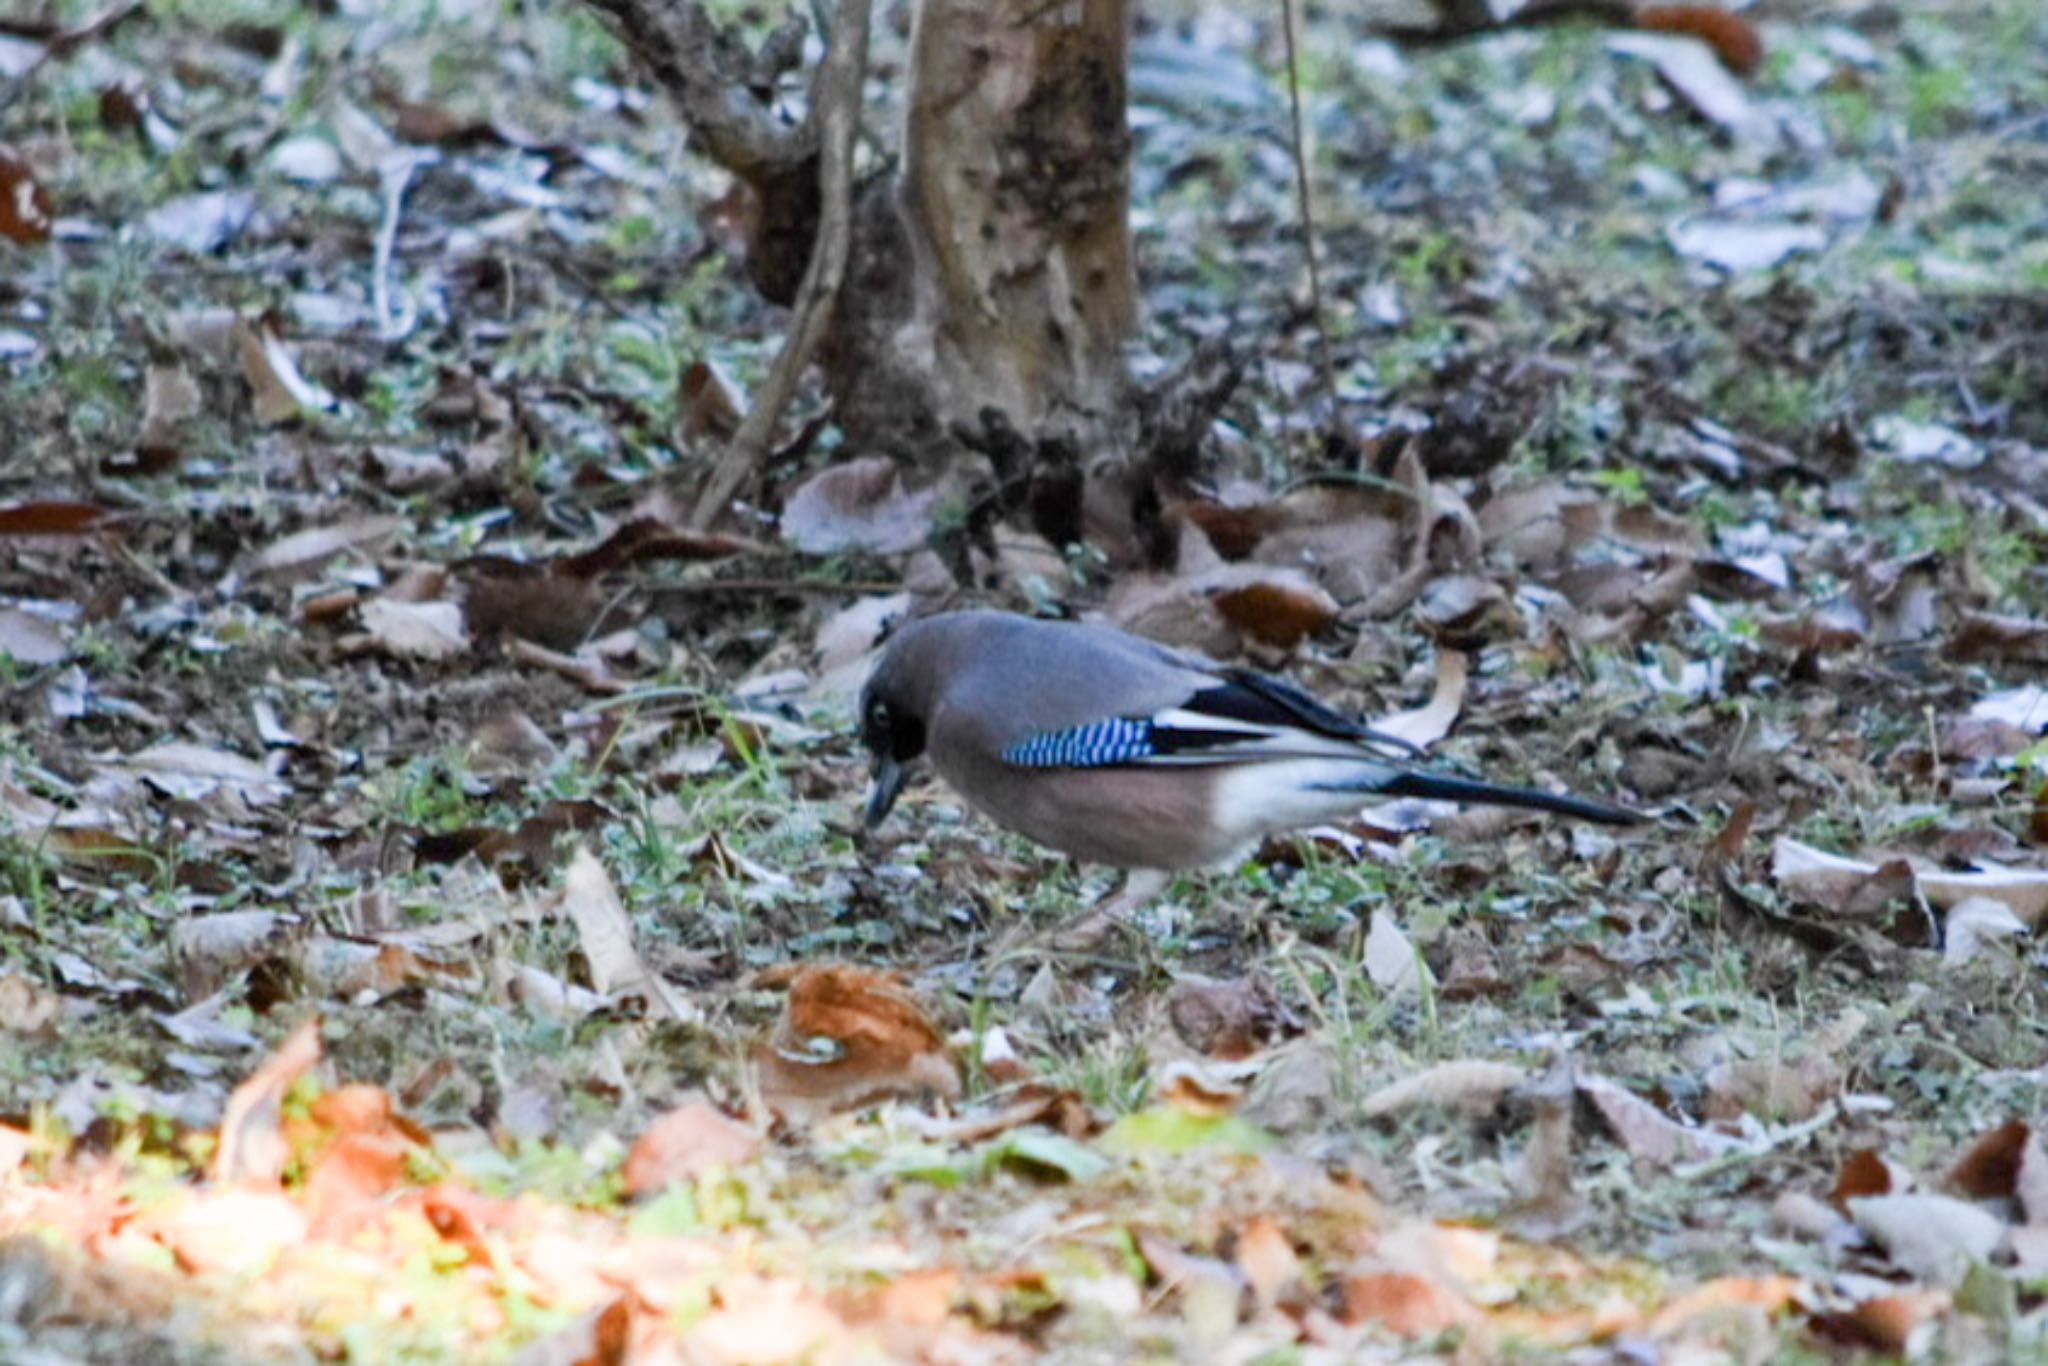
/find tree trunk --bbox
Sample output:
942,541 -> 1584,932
881,0 -> 1137,464
589,0 -> 1234,553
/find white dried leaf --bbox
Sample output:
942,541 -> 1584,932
1944,896 -> 2029,967
122,741 -> 289,805
245,514 -> 402,580
237,319 -> 337,424
1849,1194 -> 2004,1287
1970,685 -> 2048,734
359,598 -> 469,660
1667,218 -> 1826,273
1361,1060 -> 1526,1118
559,846 -> 696,1024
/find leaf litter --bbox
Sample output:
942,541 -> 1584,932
4,0 -> 2048,1359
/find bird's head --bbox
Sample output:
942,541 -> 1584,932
856,619 -> 944,828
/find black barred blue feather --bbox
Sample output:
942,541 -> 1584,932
1001,717 -> 1157,768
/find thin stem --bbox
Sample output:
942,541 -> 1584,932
1280,0 -> 1340,435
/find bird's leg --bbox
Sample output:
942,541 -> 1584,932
1052,867 -> 1173,951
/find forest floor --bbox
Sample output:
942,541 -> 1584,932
4,0 -> 2048,1359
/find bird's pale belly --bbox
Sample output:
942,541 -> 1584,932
940,755 -> 1395,870
944,759 -> 1227,869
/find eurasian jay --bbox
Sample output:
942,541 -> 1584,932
858,611 -> 1638,927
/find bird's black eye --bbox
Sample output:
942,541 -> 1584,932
862,699 -> 891,747
861,696 -> 925,762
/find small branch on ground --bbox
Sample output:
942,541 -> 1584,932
372,151 -> 436,343
688,0 -> 873,530
1280,0 -> 1340,436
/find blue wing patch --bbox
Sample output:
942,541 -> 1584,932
1001,718 -> 1156,769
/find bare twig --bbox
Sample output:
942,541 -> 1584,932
372,151 -> 436,343
688,0 -> 872,529
582,0 -> 812,178
1279,0 -> 1340,434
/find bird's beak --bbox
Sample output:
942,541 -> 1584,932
863,755 -> 909,828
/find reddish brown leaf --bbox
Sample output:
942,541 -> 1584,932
678,359 -> 746,448
0,144 -> 53,244
555,518 -> 758,578
1234,1215 -> 1300,1312
1338,1271 -> 1475,1336
0,501 -> 112,536
1831,1148 -> 1894,1207
1166,975 -> 1292,1061
621,1099 -> 764,1196
302,1132 -> 411,1232
872,1267 -> 958,1328
1951,611 -> 2048,664
1698,801 -> 1756,881
1179,499 -> 1272,560
1814,1290 -> 1950,1354
1646,1276 -> 1802,1337
419,1184 -> 500,1267
309,1083 -> 397,1137
1209,578 -> 1338,648
754,965 -> 960,1124
1941,1130 -> 2039,1204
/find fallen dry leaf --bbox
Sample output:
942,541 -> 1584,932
1943,895 -> 2028,966
141,189 -> 254,254
0,605 -> 69,665
238,317 -> 337,424
1951,612 -> 2048,664
1338,1270 -> 1476,1337
678,357 -> 746,448
1361,1060 -> 1527,1118
1208,576 -> 1339,649
0,143 -> 54,244
0,972 -> 62,1036
755,964 -> 960,1124
686,1275 -> 856,1366
621,1098 -> 764,1196
159,1188 -> 307,1278
1165,975 -> 1291,1060
1234,1215 -> 1301,1313
1816,1289 -> 1951,1354
214,1019 -> 323,1184
1365,909 -> 1433,997
119,741 -> 289,806
781,457 -> 938,556
358,597 -> 470,660
1773,836 -> 2048,927
0,500 -> 115,536
1969,684 -> 2048,734
1371,649 -> 1466,751
1578,1074 -> 1741,1166
1848,1194 -> 2004,1286
171,910 -> 295,1000
136,363 -> 204,461
1644,1275 -> 1802,1338
558,846 -> 694,1024
1949,1120 -> 2048,1224
245,514 -> 403,581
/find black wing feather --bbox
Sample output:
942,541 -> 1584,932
1187,669 -> 1423,756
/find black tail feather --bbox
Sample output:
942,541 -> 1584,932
1375,770 -> 1643,825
